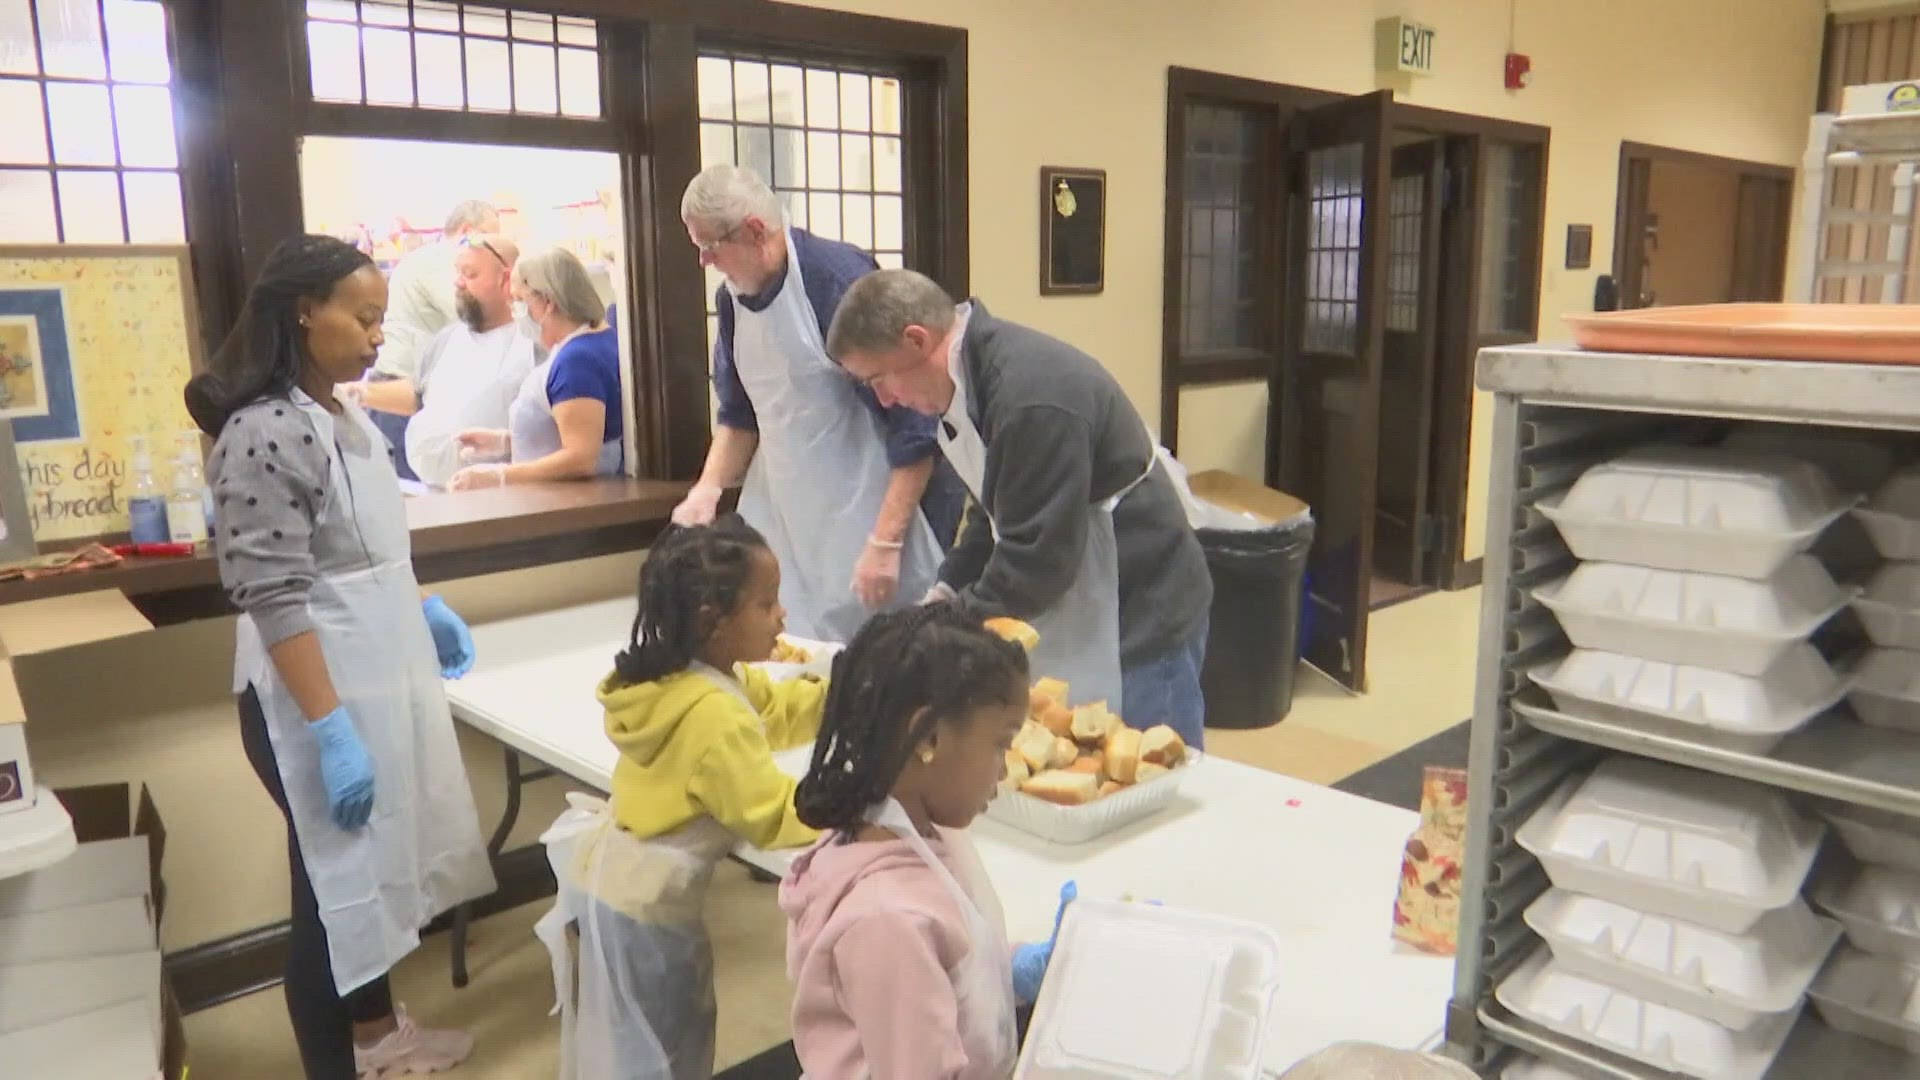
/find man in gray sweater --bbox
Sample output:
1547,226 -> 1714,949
827,269 -> 1212,747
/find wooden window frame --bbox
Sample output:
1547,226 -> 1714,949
186,0 -> 967,484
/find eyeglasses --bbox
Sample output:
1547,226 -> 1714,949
693,223 -> 744,257
459,236 -> 508,267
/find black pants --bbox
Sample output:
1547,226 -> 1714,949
240,688 -> 395,1079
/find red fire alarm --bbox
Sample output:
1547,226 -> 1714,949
1505,52 -> 1531,90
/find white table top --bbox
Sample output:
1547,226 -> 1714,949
447,598 -> 1453,1066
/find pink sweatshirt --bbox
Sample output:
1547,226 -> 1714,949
781,832 -> 1006,1080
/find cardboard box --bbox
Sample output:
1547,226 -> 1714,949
1187,470 -> 1310,526
0,784 -> 181,1078
0,593 -> 154,817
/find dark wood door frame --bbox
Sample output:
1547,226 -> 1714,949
200,0 -> 968,484
1612,141 -> 1794,310
1158,69 -> 1548,595
1159,68 -> 1339,452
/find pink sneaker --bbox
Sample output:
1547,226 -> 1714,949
354,1005 -> 474,1077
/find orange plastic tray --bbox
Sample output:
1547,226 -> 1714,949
1565,304 -> 1920,365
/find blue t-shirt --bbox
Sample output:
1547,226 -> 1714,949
546,326 -> 623,448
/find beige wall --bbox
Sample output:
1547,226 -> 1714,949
1643,160 -> 1743,307
787,0 -> 1825,564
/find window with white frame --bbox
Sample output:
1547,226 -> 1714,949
0,0 -> 184,243
302,0 -> 601,118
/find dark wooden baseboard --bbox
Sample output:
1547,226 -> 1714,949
164,844 -> 558,1015
1446,557 -> 1483,591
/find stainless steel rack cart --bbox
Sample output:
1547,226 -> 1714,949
1443,343 -> 1920,1079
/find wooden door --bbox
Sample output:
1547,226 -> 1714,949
1374,139 -> 1445,587
1269,89 -> 1393,691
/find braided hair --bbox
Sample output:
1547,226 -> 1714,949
184,234 -> 375,437
795,605 -> 1030,833
612,515 -> 770,686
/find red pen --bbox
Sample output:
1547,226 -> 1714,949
111,543 -> 199,558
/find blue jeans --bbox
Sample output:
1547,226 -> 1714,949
1121,620 -> 1209,750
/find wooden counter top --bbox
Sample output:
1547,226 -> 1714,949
0,479 -> 687,623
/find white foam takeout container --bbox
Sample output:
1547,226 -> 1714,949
1852,565 -> 1920,654
1015,899 -> 1282,1080
1523,888 -> 1839,1030
1533,556 -> 1853,677
1528,645 -> 1846,755
1516,757 -> 1826,934
1496,950 -> 1800,1080
1812,861 -> 1920,964
1721,425 -> 1902,497
1536,447 -> 1855,580
985,755 -> 1193,846
1821,802 -> 1920,875
1854,465 -> 1920,561
1808,945 -> 1920,1054
1846,647 -> 1920,735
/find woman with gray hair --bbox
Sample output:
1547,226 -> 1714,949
448,246 -> 624,489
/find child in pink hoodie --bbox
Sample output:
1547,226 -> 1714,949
780,606 -> 1068,1080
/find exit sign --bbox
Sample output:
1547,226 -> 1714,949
1378,17 -> 1436,76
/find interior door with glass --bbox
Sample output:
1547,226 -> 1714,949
1374,138 -> 1444,590
1270,90 -> 1393,692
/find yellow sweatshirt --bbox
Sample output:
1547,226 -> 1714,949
599,664 -> 826,851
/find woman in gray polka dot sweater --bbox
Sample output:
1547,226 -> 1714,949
185,235 -> 496,1079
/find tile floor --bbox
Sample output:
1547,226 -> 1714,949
184,586 -> 1482,1078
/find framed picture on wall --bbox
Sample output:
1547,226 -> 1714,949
0,246 -> 205,544
1040,166 -> 1107,295
0,420 -> 34,563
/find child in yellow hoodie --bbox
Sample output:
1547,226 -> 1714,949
538,515 -> 825,1080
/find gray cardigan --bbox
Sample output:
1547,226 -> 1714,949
939,302 -> 1212,665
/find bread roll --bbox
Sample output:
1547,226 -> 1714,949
984,618 -> 1040,651
1140,725 -> 1187,768
1037,702 -> 1075,739
1003,749 -> 1032,790
1013,721 -> 1059,772
1106,727 -> 1143,784
1066,752 -> 1104,777
1071,702 -> 1120,747
1099,780 -> 1125,797
1022,769 -> 1100,806
1136,762 -> 1172,784
1033,677 -> 1070,708
1048,736 -> 1079,769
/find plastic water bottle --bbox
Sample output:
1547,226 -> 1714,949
127,435 -> 169,544
178,431 -> 214,533
168,439 -> 209,546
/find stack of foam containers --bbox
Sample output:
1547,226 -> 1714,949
1499,757 -> 1837,1079
1501,446 -> 1866,1079
1801,463 -> 1920,1056
1530,446 -> 1860,754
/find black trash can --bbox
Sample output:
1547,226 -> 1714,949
1198,514 -> 1315,730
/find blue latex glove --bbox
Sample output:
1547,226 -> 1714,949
1012,880 -> 1078,1005
312,706 -> 375,831
422,595 -> 475,679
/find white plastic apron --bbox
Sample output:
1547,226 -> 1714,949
729,230 -> 941,642
939,347 -> 1154,712
533,665 -> 748,1080
232,397 -> 495,996
864,799 -> 1017,1077
508,358 -> 622,475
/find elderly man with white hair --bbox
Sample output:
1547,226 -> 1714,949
670,164 -> 963,643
